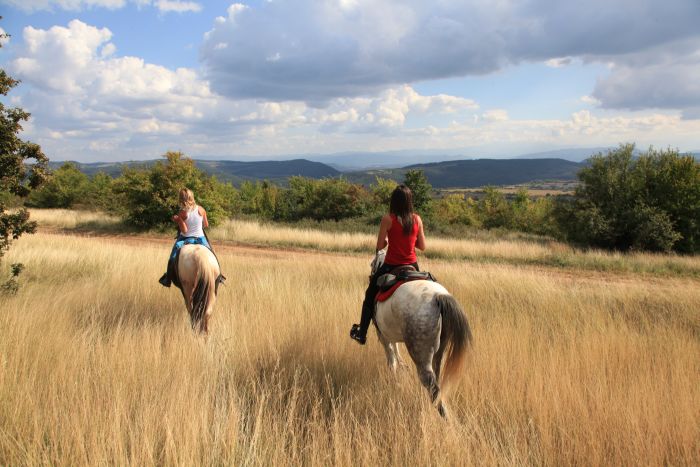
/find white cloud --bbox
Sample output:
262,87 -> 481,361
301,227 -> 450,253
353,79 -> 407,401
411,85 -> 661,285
3,0 -> 200,13
154,0 -> 201,13
482,109 -> 509,122
545,57 -> 572,68
200,0 -> 700,105
580,95 -> 601,106
9,21 -> 492,160
8,20 -> 700,162
592,38 -> 700,114
4,0 -> 125,11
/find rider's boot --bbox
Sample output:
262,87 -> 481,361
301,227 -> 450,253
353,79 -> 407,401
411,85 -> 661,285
158,272 -> 171,287
349,323 -> 366,345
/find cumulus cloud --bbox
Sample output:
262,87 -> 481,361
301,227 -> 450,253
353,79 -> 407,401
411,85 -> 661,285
154,0 -> 201,13
200,0 -> 700,104
592,38 -> 700,117
545,57 -> 572,68
482,109 -> 509,122
4,0 -> 200,13
9,21 -> 487,160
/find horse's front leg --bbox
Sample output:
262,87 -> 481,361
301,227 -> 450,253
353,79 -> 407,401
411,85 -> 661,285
378,331 -> 399,374
392,343 -> 408,368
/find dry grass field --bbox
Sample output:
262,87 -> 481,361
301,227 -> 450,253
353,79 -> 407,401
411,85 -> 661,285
30,209 -> 700,277
1,212 -> 699,465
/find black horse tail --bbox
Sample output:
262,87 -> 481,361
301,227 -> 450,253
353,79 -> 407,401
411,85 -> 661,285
190,270 -> 211,328
435,294 -> 472,392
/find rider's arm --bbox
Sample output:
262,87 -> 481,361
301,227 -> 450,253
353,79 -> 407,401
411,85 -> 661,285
415,215 -> 426,251
199,206 -> 209,229
173,210 -> 188,234
376,214 -> 392,251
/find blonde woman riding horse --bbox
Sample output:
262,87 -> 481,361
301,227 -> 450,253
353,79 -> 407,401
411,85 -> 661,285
159,188 -> 223,334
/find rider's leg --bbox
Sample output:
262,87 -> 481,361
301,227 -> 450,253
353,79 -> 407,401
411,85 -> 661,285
351,263 -> 395,343
159,238 -> 185,287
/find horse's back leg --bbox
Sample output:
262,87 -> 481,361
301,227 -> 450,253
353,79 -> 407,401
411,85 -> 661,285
405,342 -> 439,400
405,333 -> 447,418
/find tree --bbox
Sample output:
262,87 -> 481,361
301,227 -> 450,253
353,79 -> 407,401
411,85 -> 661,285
275,177 -> 369,221
559,144 -> 699,253
370,176 -> 398,210
477,187 -> 512,229
1,35 -> 49,288
403,169 -> 433,215
434,194 -> 480,227
112,151 -> 236,229
26,162 -> 90,208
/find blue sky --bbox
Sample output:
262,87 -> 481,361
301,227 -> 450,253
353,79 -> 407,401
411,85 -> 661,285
2,0 -> 699,162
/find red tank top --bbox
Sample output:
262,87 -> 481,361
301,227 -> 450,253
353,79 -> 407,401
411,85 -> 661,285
385,214 -> 419,265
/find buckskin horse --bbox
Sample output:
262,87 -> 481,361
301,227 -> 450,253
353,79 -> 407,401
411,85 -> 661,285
176,244 -> 221,334
373,270 -> 472,418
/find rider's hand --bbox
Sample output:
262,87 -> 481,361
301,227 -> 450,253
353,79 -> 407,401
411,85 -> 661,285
371,249 -> 386,275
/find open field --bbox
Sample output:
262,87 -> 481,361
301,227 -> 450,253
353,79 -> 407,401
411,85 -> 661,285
1,220 -> 698,465
29,209 -> 700,278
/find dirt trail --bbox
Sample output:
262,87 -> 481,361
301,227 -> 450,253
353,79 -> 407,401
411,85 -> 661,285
38,227 -> 696,286
38,227 -> 356,261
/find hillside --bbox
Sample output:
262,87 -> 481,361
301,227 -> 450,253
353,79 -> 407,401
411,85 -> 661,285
49,159 -> 341,185
346,158 -> 583,188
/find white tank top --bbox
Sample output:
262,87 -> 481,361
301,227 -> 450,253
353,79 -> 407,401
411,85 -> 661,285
183,205 -> 204,238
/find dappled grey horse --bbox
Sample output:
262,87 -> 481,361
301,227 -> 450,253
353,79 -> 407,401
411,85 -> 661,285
374,277 -> 472,418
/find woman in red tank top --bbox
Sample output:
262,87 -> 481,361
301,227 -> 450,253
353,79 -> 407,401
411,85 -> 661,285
350,185 -> 426,344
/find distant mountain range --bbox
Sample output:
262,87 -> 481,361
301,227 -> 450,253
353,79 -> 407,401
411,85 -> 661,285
345,158 -> 582,188
49,148 -> 698,189
303,147 -> 603,170
52,157 -> 584,189
49,159 -> 340,185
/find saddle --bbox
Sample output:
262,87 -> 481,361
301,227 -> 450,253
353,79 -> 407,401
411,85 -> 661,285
375,265 -> 437,303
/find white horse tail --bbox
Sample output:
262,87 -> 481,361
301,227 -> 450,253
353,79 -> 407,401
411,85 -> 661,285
435,294 -> 472,392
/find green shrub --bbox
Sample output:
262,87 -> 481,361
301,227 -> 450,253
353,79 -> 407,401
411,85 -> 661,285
27,162 -> 90,208
558,144 -> 700,253
112,151 -> 237,229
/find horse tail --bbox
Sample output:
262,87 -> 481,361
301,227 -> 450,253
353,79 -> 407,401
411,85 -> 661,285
189,248 -> 219,331
435,294 -> 472,392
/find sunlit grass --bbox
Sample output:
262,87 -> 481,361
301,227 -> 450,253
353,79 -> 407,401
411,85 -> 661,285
1,231 -> 698,465
30,208 -> 700,278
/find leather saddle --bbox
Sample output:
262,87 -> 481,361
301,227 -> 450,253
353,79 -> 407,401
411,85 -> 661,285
376,265 -> 437,291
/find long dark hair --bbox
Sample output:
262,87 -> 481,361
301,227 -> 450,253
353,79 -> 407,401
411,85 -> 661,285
389,185 -> 415,235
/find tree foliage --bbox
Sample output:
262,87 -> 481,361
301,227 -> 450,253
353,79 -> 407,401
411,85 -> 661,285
403,169 -> 433,215
27,163 -> 90,208
112,151 -> 238,229
558,144 -> 699,253
1,38 -> 49,275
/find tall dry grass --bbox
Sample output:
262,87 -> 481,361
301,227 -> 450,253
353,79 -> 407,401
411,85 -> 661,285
1,231 -> 698,465
29,209 -> 700,277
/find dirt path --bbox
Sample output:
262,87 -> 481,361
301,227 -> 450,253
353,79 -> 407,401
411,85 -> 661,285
38,227 -> 696,286
38,226 -> 358,261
